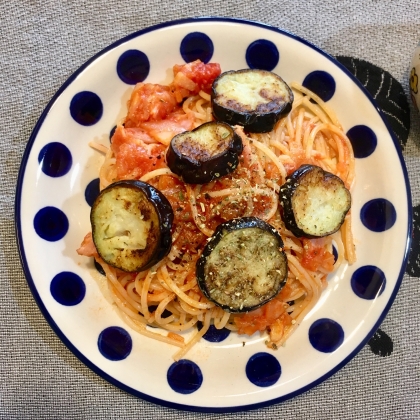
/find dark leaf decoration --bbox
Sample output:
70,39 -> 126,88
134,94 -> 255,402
336,56 -> 410,151
367,328 -> 393,357
406,204 -> 420,277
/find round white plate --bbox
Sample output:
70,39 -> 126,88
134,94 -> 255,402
15,17 -> 411,412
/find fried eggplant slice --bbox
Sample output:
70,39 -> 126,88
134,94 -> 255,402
166,121 -> 243,184
280,165 -> 351,238
90,180 -> 173,272
211,69 -> 293,133
196,217 -> 288,313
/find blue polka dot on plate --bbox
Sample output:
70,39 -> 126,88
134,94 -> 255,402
70,91 -> 103,126
34,206 -> 69,241
167,359 -> 203,394
332,245 -> 338,265
50,271 -> 86,306
346,125 -> 377,158
246,352 -> 281,387
197,322 -> 230,342
351,265 -> 386,299
180,32 -> 214,63
85,178 -> 100,207
302,71 -> 336,102
117,49 -> 150,84
361,198 -> 396,232
38,142 -> 72,177
98,326 -> 132,361
309,318 -> 344,353
246,39 -> 279,71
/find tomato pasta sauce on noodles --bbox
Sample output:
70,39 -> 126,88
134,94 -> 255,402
77,60 -> 355,360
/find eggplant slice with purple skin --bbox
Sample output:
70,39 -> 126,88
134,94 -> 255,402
196,217 -> 288,313
211,69 -> 293,133
166,121 -> 243,184
91,180 -> 173,273
280,164 -> 351,238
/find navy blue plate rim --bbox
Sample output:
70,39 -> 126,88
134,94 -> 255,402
14,16 -> 412,413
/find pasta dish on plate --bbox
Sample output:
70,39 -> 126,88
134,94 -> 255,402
77,60 -> 355,361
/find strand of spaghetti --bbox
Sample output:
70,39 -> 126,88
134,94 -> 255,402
285,287 -> 307,302
291,82 -> 341,128
159,315 -> 198,332
118,310 -> 185,348
89,140 -> 109,154
194,98 -> 209,117
285,109 -> 296,143
98,149 -> 117,189
244,194 -> 254,216
198,90 -> 211,101
108,283 -> 148,323
294,107 -> 306,145
166,244 -> 183,261
160,264 -> 215,310
206,106 -> 212,122
265,179 -> 280,193
147,289 -> 173,303
173,308 -> 212,361
239,132 -> 265,184
342,213 -> 356,264
126,281 -> 142,304
140,168 -> 179,183
167,332 -> 185,344
327,125 -> 355,187
178,297 -> 207,316
284,293 -> 306,319
269,139 -> 291,156
140,269 -> 155,321
170,261 -> 196,286
261,188 -> 279,221
154,293 -> 176,325
182,95 -> 197,114
290,94 -> 305,111
314,131 -> 328,157
283,237 -> 304,254
133,274 -> 147,308
119,273 -> 133,287
213,307 -> 231,329
274,114 -> 288,132
102,263 -> 145,313
275,300 -> 311,346
287,255 -> 319,303
305,123 -> 328,159
166,259 -> 182,271
206,186 -> 276,199
185,184 -> 214,237
156,267 -> 175,292
301,121 -> 312,154
178,276 -> 198,292
249,137 -> 287,182
301,97 -> 331,125
284,275 -> 320,336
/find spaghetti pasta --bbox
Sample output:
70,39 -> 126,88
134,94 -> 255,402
78,63 -> 356,360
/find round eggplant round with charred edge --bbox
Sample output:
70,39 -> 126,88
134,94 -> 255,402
280,164 -> 351,238
196,217 -> 288,313
166,121 -> 243,184
90,180 -> 173,273
211,69 -> 293,133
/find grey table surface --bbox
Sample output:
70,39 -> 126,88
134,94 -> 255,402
2,1 -> 420,419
